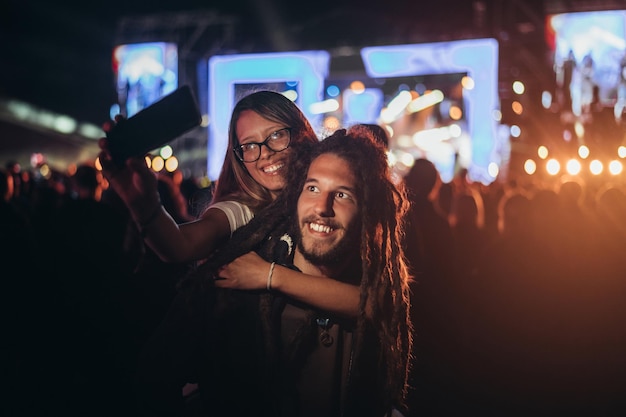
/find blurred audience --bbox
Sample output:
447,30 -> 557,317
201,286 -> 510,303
402,158 -> 462,415
448,189 -> 488,278
4,155 -> 626,416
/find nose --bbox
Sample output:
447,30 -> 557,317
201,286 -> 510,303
314,193 -> 335,217
259,143 -> 275,160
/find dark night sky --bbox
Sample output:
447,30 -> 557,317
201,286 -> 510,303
0,0 -> 483,126
1,0 -> 258,125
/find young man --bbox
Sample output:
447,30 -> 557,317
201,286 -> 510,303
136,125 -> 413,417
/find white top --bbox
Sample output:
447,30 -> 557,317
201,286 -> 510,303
209,200 -> 254,235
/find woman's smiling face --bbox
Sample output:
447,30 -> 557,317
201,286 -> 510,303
235,110 -> 292,199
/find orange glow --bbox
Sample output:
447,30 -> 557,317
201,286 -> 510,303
349,81 -> 365,93
323,116 -> 341,131
578,145 -> 590,159
449,105 -> 463,120
546,158 -> 560,175
565,159 -> 582,175
152,156 -> 164,172
165,156 -> 179,172
524,159 -> 537,175
589,160 -> 603,175
608,160 -> 623,175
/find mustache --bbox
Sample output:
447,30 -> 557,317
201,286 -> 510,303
301,215 -> 341,230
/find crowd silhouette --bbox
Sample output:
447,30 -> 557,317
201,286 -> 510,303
2,158 -> 626,416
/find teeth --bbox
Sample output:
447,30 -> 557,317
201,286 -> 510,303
264,162 -> 284,173
309,223 -> 332,233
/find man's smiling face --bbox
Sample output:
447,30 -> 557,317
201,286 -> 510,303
296,153 -> 361,266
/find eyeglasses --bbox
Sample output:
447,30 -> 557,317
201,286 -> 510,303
233,127 -> 292,163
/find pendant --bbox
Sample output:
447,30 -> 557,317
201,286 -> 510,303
317,318 -> 334,347
320,330 -> 334,347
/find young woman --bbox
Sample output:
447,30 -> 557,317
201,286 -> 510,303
98,90 -> 361,319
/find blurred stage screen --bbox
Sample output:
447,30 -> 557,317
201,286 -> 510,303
112,42 -> 179,118
207,39 -> 501,184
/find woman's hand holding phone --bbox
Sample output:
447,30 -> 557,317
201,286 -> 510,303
98,118 -> 161,221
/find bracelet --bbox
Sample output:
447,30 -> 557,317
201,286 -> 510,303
266,262 -> 276,291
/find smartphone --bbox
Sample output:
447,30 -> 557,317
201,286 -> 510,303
106,85 -> 202,166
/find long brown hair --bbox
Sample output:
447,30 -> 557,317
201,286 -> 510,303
210,90 -> 318,212
308,126 -> 413,411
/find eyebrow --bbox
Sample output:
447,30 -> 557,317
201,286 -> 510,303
239,126 -> 284,144
304,177 -> 358,195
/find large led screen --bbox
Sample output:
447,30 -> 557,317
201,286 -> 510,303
208,51 -> 330,180
359,39 -> 500,183
207,39 -> 500,184
112,42 -> 179,118
546,10 -> 626,116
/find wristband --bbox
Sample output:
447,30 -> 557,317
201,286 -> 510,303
266,262 -> 276,291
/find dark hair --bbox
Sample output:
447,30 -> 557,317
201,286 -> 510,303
210,90 -> 318,211
308,125 -> 413,409
403,158 -> 439,198
359,123 -> 389,148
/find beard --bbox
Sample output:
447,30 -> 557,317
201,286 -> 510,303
295,218 -> 361,268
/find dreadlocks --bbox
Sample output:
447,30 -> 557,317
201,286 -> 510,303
305,125 -> 413,409
186,125 -> 413,412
